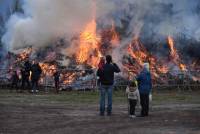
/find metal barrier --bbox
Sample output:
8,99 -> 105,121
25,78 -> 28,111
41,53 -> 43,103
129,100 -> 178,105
0,68 -> 97,90
1,68 -> 200,90
127,70 -> 200,90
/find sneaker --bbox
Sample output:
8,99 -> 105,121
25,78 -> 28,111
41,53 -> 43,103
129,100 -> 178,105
129,115 -> 136,118
31,90 -> 34,93
131,115 -> 136,118
36,90 -> 39,93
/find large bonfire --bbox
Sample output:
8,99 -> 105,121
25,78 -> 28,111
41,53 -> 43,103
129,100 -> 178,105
2,1 -> 200,88
5,19 -> 200,86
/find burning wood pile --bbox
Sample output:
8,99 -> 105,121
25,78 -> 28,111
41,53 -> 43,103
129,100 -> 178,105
1,19 -> 200,90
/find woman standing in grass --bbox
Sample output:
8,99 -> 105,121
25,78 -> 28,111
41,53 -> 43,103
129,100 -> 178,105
137,63 -> 152,117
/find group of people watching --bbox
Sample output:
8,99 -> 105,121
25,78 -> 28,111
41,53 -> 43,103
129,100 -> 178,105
97,55 -> 152,118
10,55 -> 152,117
11,59 -> 42,93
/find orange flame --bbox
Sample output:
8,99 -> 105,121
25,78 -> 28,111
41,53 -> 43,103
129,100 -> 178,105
167,36 -> 186,71
168,36 -> 179,61
127,37 -> 148,67
61,72 -> 76,85
76,19 -> 102,68
179,63 -> 186,71
126,36 -> 171,81
110,21 -> 120,46
17,47 -> 32,62
39,63 -> 57,76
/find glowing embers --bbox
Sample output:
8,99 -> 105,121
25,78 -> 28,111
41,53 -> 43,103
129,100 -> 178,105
39,63 -> 57,76
17,47 -> 32,62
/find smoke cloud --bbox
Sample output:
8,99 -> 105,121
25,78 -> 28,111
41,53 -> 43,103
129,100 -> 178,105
2,0 -> 114,50
2,0 -> 200,59
101,0 -> 200,62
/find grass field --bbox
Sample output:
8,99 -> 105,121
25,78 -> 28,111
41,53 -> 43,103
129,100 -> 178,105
0,89 -> 200,134
0,89 -> 199,105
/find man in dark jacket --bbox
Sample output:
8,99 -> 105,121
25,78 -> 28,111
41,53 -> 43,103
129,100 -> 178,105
21,68 -> 31,91
53,71 -> 60,93
24,59 -> 32,72
97,55 -> 120,116
137,63 -> 152,117
31,61 -> 42,93
21,59 -> 32,91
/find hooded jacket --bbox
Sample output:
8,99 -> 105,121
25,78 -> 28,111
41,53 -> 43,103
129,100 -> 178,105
136,68 -> 152,94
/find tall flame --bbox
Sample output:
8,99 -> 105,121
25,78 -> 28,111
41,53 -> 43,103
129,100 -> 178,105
110,21 -> 120,46
168,36 -> 179,62
76,19 -> 102,68
167,36 -> 186,71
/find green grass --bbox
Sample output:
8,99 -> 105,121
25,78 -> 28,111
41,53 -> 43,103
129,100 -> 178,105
0,89 -> 200,105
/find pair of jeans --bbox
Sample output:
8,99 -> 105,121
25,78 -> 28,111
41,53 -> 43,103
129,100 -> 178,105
140,93 -> 149,116
129,99 -> 137,115
55,81 -> 59,93
21,77 -> 30,90
32,80 -> 39,93
99,85 -> 113,114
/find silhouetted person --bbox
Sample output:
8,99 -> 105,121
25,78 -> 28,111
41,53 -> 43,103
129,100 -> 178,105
31,61 -> 42,93
97,55 -> 120,116
24,59 -> 32,72
21,68 -> 30,91
11,71 -> 19,92
53,71 -> 60,93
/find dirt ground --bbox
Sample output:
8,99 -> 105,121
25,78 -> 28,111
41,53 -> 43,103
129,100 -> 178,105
0,90 -> 200,134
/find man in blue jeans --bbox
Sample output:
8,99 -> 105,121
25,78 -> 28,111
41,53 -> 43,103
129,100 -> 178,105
97,55 -> 120,116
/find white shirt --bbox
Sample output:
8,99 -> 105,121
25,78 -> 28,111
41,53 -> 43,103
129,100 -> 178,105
126,86 -> 140,102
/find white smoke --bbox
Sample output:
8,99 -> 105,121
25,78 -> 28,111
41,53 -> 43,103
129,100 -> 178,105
2,0 -> 114,51
2,0 -> 200,60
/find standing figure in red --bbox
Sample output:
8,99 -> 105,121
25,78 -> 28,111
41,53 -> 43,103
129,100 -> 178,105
97,57 -> 105,86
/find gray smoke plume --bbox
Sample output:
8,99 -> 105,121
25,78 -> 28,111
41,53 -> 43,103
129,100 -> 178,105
101,0 -> 200,63
2,0 -> 200,63
2,0 -> 114,51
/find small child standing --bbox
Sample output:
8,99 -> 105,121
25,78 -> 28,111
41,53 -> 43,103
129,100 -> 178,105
126,80 -> 140,118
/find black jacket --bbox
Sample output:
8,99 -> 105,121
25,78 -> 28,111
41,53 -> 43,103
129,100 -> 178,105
97,63 -> 120,85
24,61 -> 32,72
21,69 -> 30,79
31,63 -> 42,81
53,72 -> 60,82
